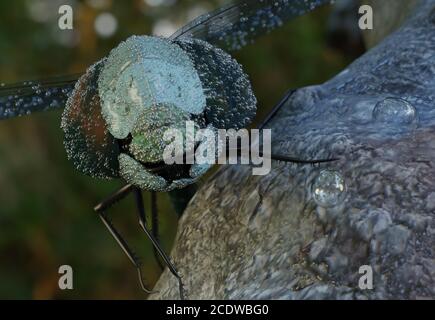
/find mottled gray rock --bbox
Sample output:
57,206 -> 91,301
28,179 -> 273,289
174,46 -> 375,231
150,0 -> 435,300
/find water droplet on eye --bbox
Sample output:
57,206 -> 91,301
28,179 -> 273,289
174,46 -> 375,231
311,170 -> 346,208
372,98 -> 418,129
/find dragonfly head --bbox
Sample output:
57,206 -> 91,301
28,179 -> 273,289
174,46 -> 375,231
61,34 -> 256,191
62,36 -> 213,191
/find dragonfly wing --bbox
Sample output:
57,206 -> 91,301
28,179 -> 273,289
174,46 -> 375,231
171,0 -> 332,51
0,75 -> 79,120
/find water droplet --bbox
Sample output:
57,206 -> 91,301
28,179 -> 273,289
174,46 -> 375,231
312,170 -> 346,208
372,98 -> 417,129
0,79 -> 74,120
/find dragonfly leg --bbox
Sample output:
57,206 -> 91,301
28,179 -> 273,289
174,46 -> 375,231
94,184 -> 157,294
134,188 -> 186,300
151,192 -> 165,271
257,89 -> 340,165
133,189 -> 164,270
258,89 -> 295,130
269,153 -> 339,165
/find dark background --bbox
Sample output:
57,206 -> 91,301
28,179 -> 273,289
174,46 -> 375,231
0,0 -> 364,299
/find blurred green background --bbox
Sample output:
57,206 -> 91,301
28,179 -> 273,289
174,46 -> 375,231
0,0 -> 364,299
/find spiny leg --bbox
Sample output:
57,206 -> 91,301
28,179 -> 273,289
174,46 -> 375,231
133,188 -> 186,300
94,184 -> 157,294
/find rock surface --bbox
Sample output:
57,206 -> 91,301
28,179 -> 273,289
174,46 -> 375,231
150,0 -> 435,299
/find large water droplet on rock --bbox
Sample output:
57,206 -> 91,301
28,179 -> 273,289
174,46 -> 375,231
372,98 -> 418,130
312,170 -> 346,208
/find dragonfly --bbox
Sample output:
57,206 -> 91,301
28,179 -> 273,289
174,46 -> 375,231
0,0 -> 336,299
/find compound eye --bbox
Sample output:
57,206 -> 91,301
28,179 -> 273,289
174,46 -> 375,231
61,59 -> 120,179
176,38 -> 257,130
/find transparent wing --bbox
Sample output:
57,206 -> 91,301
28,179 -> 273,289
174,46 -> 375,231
171,0 -> 332,51
1,0 -> 330,120
0,75 -> 79,120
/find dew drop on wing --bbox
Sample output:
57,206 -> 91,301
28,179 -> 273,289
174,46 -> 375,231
0,77 -> 76,120
172,0 -> 332,52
